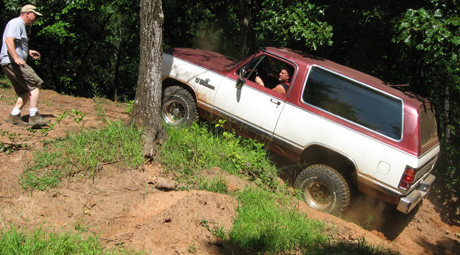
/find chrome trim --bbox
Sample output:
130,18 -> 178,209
397,174 -> 435,214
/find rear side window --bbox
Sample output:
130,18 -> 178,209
303,66 -> 403,140
419,108 -> 438,147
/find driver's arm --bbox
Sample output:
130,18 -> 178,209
255,76 -> 265,86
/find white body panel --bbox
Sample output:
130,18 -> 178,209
163,55 -> 222,107
274,104 -> 440,188
214,78 -> 285,134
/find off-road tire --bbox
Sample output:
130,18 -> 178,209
162,86 -> 198,126
295,164 -> 351,215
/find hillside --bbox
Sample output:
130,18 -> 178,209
0,88 -> 458,254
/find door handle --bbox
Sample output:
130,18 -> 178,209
270,98 -> 281,106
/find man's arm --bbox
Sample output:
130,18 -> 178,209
29,49 -> 40,59
255,76 -> 265,86
5,37 -> 25,65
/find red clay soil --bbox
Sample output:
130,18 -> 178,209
0,88 -> 459,254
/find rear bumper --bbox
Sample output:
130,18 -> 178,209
396,174 -> 436,214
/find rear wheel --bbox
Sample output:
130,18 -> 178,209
162,86 -> 198,126
295,164 -> 350,215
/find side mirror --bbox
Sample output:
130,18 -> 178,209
236,67 -> 247,89
240,67 -> 247,78
236,77 -> 245,89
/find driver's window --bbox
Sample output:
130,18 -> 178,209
239,55 -> 294,94
239,56 -> 264,81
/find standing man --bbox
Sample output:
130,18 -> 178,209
1,4 -> 49,126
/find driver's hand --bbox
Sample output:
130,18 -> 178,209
255,76 -> 264,86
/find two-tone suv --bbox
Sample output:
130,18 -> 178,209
161,47 -> 439,215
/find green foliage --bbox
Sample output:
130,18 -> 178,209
394,7 -> 460,60
8,0 -> 141,100
161,121 -> 278,188
125,100 -> 135,114
393,1 -> 460,197
0,225 -> 139,255
256,1 -> 333,51
21,121 -> 144,190
163,0 -> 332,57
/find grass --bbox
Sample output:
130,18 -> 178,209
7,115 -> 397,254
161,121 -> 279,189
0,226 -> 139,255
229,188 -> 328,253
20,120 -> 144,191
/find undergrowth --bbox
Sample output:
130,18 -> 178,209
161,121 -> 279,189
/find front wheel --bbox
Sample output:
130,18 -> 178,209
162,86 -> 198,126
295,164 -> 350,215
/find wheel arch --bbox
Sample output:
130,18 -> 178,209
299,144 -> 359,188
162,78 -> 197,101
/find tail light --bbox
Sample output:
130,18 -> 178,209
399,166 -> 417,190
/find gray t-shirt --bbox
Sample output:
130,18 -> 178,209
1,17 -> 28,65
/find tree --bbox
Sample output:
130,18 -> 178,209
239,0 -> 256,57
130,0 -> 166,158
393,0 -> 460,204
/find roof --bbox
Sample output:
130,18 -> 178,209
264,47 -> 432,108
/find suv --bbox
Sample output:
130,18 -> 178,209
161,47 -> 439,215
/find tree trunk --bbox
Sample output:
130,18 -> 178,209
239,0 -> 255,58
130,0 -> 166,159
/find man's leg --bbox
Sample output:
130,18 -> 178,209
5,90 -> 30,126
28,87 -> 39,116
27,86 -> 49,126
6,98 -> 27,126
12,92 -> 30,111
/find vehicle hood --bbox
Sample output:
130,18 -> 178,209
165,48 -> 237,72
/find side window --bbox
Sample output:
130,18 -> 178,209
303,66 -> 403,140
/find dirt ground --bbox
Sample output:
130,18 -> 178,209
0,88 -> 459,255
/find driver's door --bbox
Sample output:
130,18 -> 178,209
213,56 -> 291,144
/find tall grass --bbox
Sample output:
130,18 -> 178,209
21,121 -> 144,190
229,188 -> 327,253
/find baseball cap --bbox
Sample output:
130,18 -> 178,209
21,4 -> 43,16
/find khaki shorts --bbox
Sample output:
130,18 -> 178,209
2,63 -> 43,96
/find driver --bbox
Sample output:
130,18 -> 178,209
255,66 -> 293,95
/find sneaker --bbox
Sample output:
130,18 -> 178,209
5,114 -> 28,126
28,113 -> 50,126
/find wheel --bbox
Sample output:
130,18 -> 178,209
295,164 -> 350,215
162,86 -> 198,126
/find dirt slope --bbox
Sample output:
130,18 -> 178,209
0,88 -> 459,254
